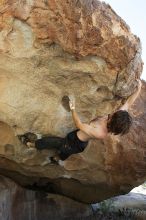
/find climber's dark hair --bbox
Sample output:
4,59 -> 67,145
107,110 -> 132,135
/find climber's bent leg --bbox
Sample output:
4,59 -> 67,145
35,136 -> 65,151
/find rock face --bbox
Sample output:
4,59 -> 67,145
0,175 -> 92,220
0,0 -> 143,135
0,0 -> 145,203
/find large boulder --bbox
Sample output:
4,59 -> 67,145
0,0 -> 142,135
0,0 -> 145,203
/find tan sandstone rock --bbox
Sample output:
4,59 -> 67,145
0,0 -> 144,203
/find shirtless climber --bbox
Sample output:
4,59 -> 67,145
19,80 -> 142,163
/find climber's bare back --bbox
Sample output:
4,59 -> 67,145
76,115 -> 109,142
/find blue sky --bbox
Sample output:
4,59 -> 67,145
103,0 -> 146,81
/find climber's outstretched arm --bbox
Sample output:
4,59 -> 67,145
69,98 -> 104,138
120,79 -> 142,111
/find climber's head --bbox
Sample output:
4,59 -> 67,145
107,110 -> 132,135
